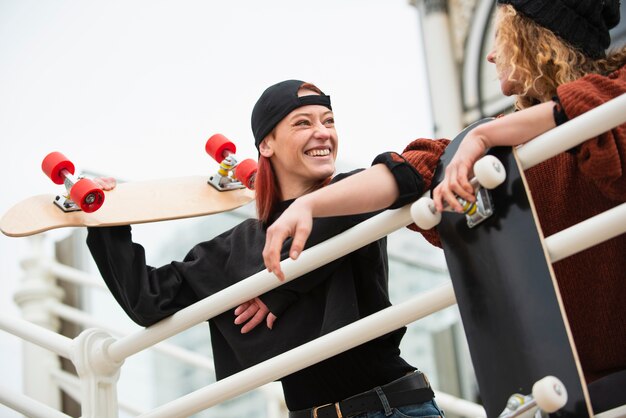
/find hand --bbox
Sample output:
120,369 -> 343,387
233,297 -> 277,334
433,134 -> 486,213
262,198 -> 314,281
92,177 -> 117,191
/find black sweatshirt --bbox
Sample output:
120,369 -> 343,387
86,153 -> 425,410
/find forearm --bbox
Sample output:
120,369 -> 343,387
301,164 -> 399,217
87,226 -> 193,326
472,101 -> 556,149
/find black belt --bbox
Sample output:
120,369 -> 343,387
289,371 -> 434,418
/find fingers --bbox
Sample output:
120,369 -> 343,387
93,177 -> 117,191
238,298 -> 270,334
288,222 -> 312,260
233,301 -> 250,316
435,167 -> 464,213
434,163 -> 476,213
266,313 -> 277,330
432,185 -> 447,213
262,227 -> 290,282
240,309 -> 267,334
451,164 -> 475,203
234,298 -> 276,333
233,302 -> 258,325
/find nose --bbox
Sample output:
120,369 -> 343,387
486,49 -> 496,64
313,121 -> 332,139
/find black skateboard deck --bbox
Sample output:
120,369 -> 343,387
433,119 -> 592,417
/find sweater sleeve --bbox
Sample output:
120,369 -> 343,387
401,138 -> 450,248
556,65 -> 626,201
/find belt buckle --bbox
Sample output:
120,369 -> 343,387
312,402 -> 343,418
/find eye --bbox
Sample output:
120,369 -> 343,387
324,117 -> 335,126
294,119 -> 311,127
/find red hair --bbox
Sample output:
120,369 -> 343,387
255,155 -> 281,223
255,154 -> 331,223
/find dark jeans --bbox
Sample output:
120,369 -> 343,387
352,399 -> 444,418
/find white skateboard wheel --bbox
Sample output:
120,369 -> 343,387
532,376 -> 568,413
410,197 -> 441,230
473,155 -> 506,189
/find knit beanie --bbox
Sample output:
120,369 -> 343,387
251,80 -> 332,150
497,0 -> 621,59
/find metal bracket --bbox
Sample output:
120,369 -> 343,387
464,187 -> 494,228
207,155 -> 246,191
53,195 -> 81,212
207,175 -> 245,191
498,393 -> 543,418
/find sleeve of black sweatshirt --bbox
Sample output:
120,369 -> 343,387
86,224 -> 244,327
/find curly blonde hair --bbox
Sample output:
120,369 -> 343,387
495,4 -> 626,110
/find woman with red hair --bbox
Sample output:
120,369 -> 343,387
88,80 -> 444,418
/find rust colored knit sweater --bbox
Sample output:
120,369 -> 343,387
528,64 -> 626,383
401,64 -> 626,383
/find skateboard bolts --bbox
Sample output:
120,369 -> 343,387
218,156 -> 237,177
457,198 -> 477,216
84,193 -> 97,205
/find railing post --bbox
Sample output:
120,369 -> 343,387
13,234 -> 64,410
72,328 -> 123,418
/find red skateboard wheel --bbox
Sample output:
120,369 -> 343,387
42,152 -> 75,185
234,158 -> 258,190
70,178 -> 105,213
206,134 -> 236,163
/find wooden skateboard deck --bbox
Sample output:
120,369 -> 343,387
0,176 -> 255,237
433,119 -> 592,417
1,136 -> 258,237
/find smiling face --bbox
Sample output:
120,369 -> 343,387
259,89 -> 337,200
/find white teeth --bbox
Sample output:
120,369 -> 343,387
306,149 -> 330,157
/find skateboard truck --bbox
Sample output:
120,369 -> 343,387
458,180 -> 495,228
411,155 -> 505,230
205,134 -> 257,191
42,152 -> 105,213
498,376 -> 568,418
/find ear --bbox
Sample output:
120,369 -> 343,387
258,138 -> 274,158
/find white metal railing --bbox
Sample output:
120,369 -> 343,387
107,205 -> 415,363
516,93 -> 626,168
140,284 -> 456,418
47,259 -> 109,290
50,368 -> 146,416
1,92 -> 625,417
0,314 -> 72,360
545,203 -> 626,263
0,386 -> 71,418
48,299 -> 216,372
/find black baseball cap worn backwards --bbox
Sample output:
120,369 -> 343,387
497,0 -> 621,59
251,79 -> 332,150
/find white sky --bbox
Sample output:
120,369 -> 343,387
0,1 -> 432,415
